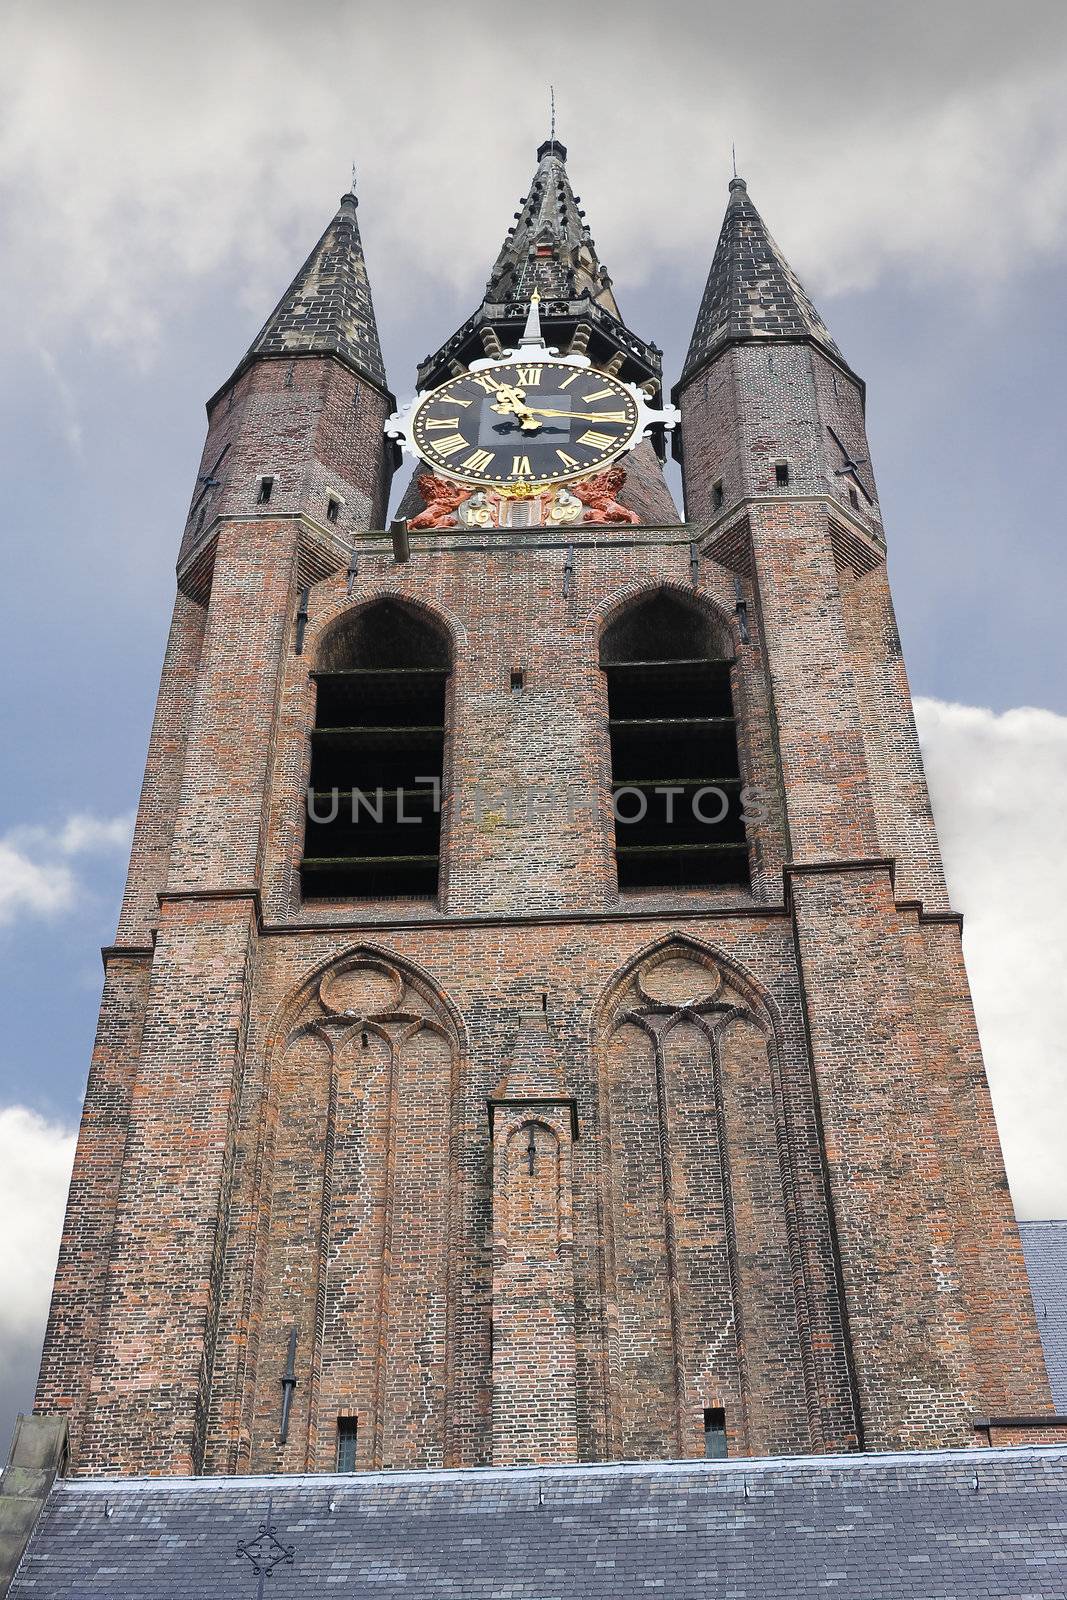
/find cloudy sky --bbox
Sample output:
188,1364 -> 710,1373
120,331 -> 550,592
1,0 -> 1066,1451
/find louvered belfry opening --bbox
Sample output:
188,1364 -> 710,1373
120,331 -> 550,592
601,592 -> 749,891
301,600 -> 449,900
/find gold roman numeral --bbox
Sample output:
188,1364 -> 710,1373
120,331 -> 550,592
516,366 -> 543,386
472,374 -> 501,393
578,430 -> 615,450
433,433 -> 469,459
424,415 -> 460,430
452,397 -> 473,408
460,449 -> 495,473
558,372 -> 582,389
556,450 -> 580,469
512,455 -> 533,476
583,387 -> 615,401
591,410 -> 629,422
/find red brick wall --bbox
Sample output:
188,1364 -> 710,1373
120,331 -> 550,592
36,328 -> 1056,1476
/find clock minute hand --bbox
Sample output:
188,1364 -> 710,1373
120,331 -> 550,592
523,406 -> 625,423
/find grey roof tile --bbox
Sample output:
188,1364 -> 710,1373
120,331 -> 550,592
681,177 -> 846,384
9,1447 -> 1067,1599
1020,1219 -> 1067,1409
245,192 -> 387,392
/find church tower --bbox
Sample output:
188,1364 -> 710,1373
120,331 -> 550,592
33,148 -> 1054,1484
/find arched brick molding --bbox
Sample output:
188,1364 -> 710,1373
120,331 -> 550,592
247,947 -> 462,1473
595,935 -> 813,1459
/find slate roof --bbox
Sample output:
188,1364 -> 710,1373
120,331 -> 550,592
1021,1219 -> 1067,1409
483,139 -> 620,317
10,1446 -> 1067,1599
681,177 -> 848,385
243,192 -> 387,392
416,142 -> 663,395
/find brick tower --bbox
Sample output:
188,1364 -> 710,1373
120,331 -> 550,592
34,150 -> 1054,1483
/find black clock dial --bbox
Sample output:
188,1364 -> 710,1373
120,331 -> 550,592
410,360 -> 641,486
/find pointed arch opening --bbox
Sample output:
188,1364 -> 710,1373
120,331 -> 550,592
599,590 -> 749,890
302,598 -> 452,899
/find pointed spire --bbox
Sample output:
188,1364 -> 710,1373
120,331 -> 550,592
417,140 -> 663,397
484,139 -> 619,317
681,175 -> 847,386
246,189 -> 388,392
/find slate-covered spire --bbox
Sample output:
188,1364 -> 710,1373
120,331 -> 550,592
681,176 -> 848,386
245,189 -> 388,393
483,138 -> 620,318
417,139 -> 664,402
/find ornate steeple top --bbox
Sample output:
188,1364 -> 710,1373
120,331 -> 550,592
681,175 -> 849,386
482,139 -> 620,319
417,142 -> 663,401
243,190 -> 388,394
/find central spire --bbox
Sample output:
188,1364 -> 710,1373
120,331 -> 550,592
416,141 -> 664,405
482,138 -> 620,318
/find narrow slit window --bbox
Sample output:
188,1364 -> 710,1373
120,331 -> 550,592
600,593 -> 749,893
302,599 -> 450,902
326,494 -> 340,524
774,461 -> 790,488
848,484 -> 859,509
336,1417 -> 358,1473
510,668 -> 525,693
257,475 -> 274,505
703,1407 -> 727,1459
712,479 -> 724,510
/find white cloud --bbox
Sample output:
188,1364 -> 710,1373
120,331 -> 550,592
916,697 -> 1067,1219
2,1 -> 1067,362
56,813 -> 134,856
0,841 -> 74,924
0,813 -> 132,926
0,1106 -> 75,1368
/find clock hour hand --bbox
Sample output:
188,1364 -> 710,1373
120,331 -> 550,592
490,389 -> 542,432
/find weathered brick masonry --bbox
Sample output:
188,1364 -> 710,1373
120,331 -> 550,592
35,160 -> 1054,1481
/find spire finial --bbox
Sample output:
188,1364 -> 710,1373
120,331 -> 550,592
350,160 -> 358,195
550,84 -> 556,142
731,141 -> 737,179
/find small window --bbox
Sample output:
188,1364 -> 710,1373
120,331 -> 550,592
712,479 -> 724,510
510,668 -> 525,693
336,1417 -> 358,1472
256,475 -> 274,505
774,461 -> 790,488
703,1407 -> 727,1459
326,494 -> 340,524
848,484 -> 859,510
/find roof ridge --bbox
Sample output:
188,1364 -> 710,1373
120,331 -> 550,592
52,1441 -> 1067,1495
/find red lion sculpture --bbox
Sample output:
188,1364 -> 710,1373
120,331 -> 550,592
571,465 -> 639,525
408,474 -> 472,531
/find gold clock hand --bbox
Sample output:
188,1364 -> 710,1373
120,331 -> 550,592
522,406 -> 628,423
489,393 -> 542,432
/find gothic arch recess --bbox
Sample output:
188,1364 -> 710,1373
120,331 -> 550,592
595,937 -> 812,1459
249,947 -> 461,1475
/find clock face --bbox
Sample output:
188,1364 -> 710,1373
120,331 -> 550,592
410,360 -> 642,487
